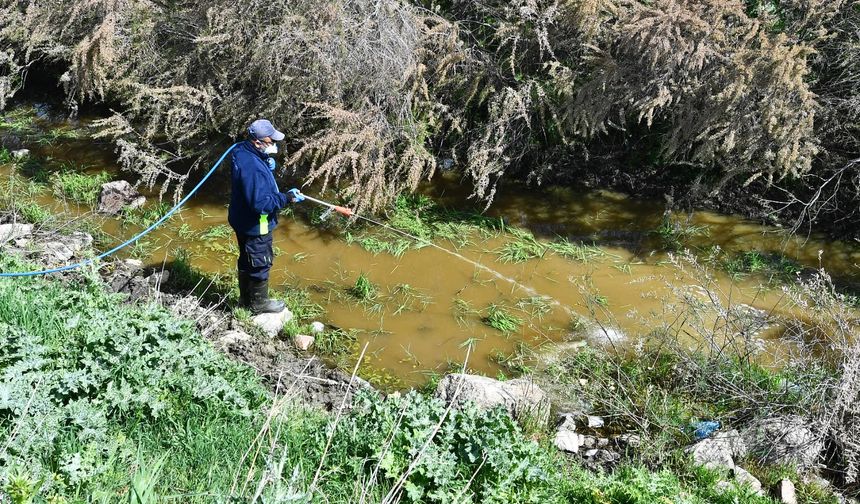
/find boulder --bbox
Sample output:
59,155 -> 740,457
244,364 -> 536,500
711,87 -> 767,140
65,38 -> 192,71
780,479 -> 797,504
310,321 -> 325,333
218,330 -> 252,347
741,416 -> 822,468
434,373 -> 551,426
554,431 -> 582,453
250,308 -> 294,338
97,180 -> 146,215
587,415 -> 605,429
0,223 -> 33,243
616,433 -> 642,449
42,241 -> 74,263
734,467 -> 764,496
687,430 -> 746,471
294,334 -> 315,351
11,148 -> 29,159
66,232 -> 93,253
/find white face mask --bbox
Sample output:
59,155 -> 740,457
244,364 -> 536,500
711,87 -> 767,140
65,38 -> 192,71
263,143 -> 278,155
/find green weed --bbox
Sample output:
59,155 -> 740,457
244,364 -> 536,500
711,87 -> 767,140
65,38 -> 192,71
199,223 -> 232,240
50,169 -> 111,205
483,303 -> 523,333
121,202 -> 172,228
654,215 -> 710,251
349,272 -> 378,301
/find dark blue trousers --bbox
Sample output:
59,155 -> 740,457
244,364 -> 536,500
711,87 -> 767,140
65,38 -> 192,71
236,232 -> 273,281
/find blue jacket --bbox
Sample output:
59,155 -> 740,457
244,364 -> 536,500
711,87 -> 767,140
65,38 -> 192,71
228,140 -> 289,236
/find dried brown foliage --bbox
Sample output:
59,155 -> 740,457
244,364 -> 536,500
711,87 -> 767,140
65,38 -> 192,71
0,0 -> 858,225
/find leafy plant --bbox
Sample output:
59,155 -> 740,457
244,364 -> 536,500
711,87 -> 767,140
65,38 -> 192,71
483,303 -> 522,333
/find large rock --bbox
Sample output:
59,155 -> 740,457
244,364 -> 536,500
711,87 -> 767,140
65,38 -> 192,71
434,373 -> 551,426
741,416 -> 822,468
250,308 -> 294,338
97,180 -> 146,215
687,430 -> 747,471
734,466 -> 764,495
11,149 -> 29,160
780,479 -> 797,504
42,242 -> 75,263
0,223 -> 33,243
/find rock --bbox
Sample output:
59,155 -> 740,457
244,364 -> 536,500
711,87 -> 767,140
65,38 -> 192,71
617,433 -> 642,449
741,416 -> 821,469
554,431 -> 582,453
587,415 -> 605,429
11,148 -> 29,159
294,334 -> 315,351
557,413 -> 578,432
0,223 -> 33,243
97,180 -> 146,215
434,373 -> 551,426
66,232 -> 93,253
584,448 -> 599,458
597,438 -> 610,448
581,436 -> 597,449
780,479 -> 797,504
250,308 -> 294,338
688,434 -> 736,470
591,449 -> 621,465
42,241 -> 74,263
122,258 -> 144,271
310,321 -> 325,333
733,467 -> 764,496
218,330 -> 252,347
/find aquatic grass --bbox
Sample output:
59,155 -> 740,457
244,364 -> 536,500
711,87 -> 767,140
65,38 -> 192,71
547,239 -> 606,262
483,303 -> 523,333
199,223 -> 232,241
348,272 -> 378,302
496,228 -> 545,263
724,250 -> 802,281
314,327 -> 358,358
387,283 -> 432,315
491,341 -> 537,375
654,215 -> 710,251
13,201 -> 52,225
121,202 -> 172,228
345,231 -> 411,257
516,295 -> 552,320
0,106 -> 38,133
50,169 -> 111,205
452,297 -> 480,327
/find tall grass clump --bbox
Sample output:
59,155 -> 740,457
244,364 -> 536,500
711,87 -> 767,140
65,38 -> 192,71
50,169 -> 111,205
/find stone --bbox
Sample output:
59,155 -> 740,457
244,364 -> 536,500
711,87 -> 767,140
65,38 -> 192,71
0,223 -> 33,243
554,431 -> 582,453
250,308 -> 294,338
617,433 -> 642,449
42,241 -> 74,263
591,449 -> 621,465
218,330 -> 252,347
587,415 -> 605,429
741,416 -> 822,469
780,479 -> 797,504
434,373 -> 551,426
581,436 -> 597,449
122,258 -> 144,271
597,438 -> 610,448
734,467 -> 764,496
294,334 -> 315,351
557,413 -> 578,432
66,231 -> 93,253
584,448 -> 599,458
97,180 -> 146,215
688,436 -> 735,470
11,148 -> 29,159
310,321 -> 325,333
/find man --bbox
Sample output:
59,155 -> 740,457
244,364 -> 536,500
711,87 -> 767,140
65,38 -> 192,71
229,118 -> 304,314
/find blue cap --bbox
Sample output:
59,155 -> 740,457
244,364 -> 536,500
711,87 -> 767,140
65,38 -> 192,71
248,119 -> 285,141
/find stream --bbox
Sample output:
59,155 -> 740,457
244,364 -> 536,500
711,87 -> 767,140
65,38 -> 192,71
3,102 -> 860,387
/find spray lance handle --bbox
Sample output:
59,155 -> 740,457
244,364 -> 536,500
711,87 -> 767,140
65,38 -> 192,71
295,192 -> 354,217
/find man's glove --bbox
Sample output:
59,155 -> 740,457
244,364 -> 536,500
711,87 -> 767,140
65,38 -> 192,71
287,188 -> 305,203
266,157 -> 276,171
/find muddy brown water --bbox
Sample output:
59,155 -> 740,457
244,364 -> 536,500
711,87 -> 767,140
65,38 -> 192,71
3,105 -> 860,387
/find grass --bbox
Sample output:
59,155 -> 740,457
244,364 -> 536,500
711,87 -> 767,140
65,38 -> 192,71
121,201 -> 172,228
0,250 -> 835,503
654,215 -> 710,251
483,303 -> 523,333
497,228 -> 606,264
348,272 -> 378,301
50,168 -> 111,205
723,250 -> 803,281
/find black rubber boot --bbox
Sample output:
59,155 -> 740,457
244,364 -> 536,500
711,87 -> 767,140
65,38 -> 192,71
248,278 -> 285,314
237,271 -> 251,308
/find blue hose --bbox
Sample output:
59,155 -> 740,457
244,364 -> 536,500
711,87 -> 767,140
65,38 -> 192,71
0,142 -> 239,278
